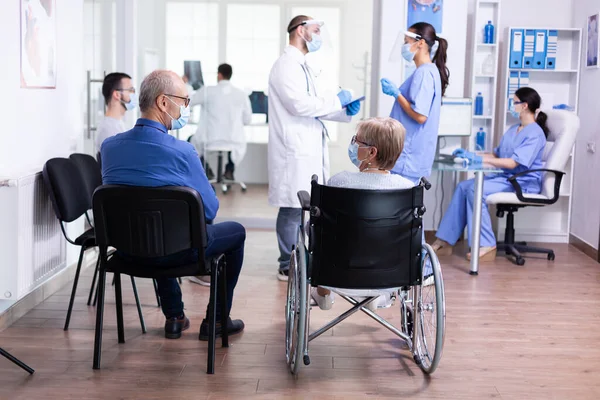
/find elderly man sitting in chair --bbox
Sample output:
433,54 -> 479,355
100,69 -> 245,340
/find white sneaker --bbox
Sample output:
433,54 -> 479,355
423,274 -> 434,287
277,270 -> 289,282
188,275 -> 210,287
364,293 -> 393,312
310,287 -> 334,310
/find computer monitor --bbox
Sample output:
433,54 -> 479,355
438,97 -> 473,137
249,91 -> 268,121
184,60 -> 204,90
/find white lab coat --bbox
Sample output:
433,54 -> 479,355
190,80 -> 252,164
268,45 -> 351,208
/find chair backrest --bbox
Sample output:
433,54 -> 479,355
308,180 -> 424,289
92,185 -> 208,260
69,153 -> 103,206
540,110 -> 580,198
42,158 -> 91,223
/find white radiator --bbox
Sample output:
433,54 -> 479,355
0,172 -> 67,301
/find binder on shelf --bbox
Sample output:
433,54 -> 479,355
518,71 -> 530,88
533,29 -> 547,69
509,29 -> 524,68
508,71 -> 519,109
546,30 -> 558,69
523,29 -> 536,68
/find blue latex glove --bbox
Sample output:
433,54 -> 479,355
337,90 -> 352,107
380,78 -> 400,98
346,100 -> 361,116
452,148 -> 467,157
463,151 -> 482,164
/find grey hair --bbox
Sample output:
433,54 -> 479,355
139,70 -> 176,113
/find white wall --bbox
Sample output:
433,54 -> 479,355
571,1 -> 600,249
0,0 -> 85,266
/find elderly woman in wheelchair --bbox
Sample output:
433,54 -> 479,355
285,117 -> 445,375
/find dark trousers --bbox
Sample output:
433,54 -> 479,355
155,221 -> 246,320
276,207 -> 302,272
201,152 -> 235,176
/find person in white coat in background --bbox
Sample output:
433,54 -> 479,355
191,63 -> 252,181
268,15 -> 362,281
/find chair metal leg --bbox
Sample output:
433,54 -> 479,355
0,348 -> 34,374
219,258 -> 229,348
130,277 -> 147,334
114,273 -> 125,344
87,256 -> 100,306
92,272 -> 101,307
93,267 -> 107,370
153,279 -> 161,308
207,260 -> 219,374
64,247 -> 85,331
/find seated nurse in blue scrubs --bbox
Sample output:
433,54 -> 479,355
432,87 -> 548,261
380,22 -> 450,184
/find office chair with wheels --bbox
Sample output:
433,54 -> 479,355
92,185 -> 229,374
486,110 -> 580,265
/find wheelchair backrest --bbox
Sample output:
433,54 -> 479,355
308,180 -> 424,289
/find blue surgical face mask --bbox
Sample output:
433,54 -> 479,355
348,141 -> 369,168
401,43 -> 416,62
165,96 -> 190,130
509,103 -> 522,119
123,92 -> 138,111
307,33 -> 322,53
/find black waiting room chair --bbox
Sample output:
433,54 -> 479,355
91,185 -> 229,374
42,157 -> 146,333
73,152 -> 179,306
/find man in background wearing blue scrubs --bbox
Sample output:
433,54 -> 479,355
101,70 -> 246,340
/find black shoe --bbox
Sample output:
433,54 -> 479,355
164,314 -> 190,339
206,167 -> 215,181
199,317 -> 245,341
223,170 -> 234,181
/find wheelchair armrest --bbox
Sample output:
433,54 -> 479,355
507,169 -> 564,205
297,190 -> 311,211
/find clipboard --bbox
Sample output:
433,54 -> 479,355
342,96 -> 366,108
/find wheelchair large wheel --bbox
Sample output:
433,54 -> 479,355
412,243 -> 445,374
285,241 -> 307,375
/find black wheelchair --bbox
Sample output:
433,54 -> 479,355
285,176 -> 445,375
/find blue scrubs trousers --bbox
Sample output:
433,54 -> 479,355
436,177 -> 515,248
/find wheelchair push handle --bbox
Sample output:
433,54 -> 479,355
420,177 -> 432,190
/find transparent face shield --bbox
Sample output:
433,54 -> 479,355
292,20 -> 334,76
389,30 -> 439,62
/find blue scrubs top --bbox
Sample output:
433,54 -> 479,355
491,122 -> 547,193
389,63 -> 442,181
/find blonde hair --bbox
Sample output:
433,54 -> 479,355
356,117 -> 406,170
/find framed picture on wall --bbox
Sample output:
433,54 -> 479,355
586,13 -> 599,69
20,0 -> 57,88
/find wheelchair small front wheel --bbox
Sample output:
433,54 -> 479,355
412,243 -> 446,374
285,241 -> 307,375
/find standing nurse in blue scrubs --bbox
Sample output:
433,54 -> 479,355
433,87 -> 548,261
380,22 -> 450,184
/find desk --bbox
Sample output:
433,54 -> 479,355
432,161 -> 502,275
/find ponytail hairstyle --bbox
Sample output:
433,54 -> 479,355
409,22 -> 450,96
515,87 -> 549,137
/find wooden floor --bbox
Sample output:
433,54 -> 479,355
1,231 -> 600,399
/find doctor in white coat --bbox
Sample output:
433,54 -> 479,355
191,63 -> 252,180
268,15 -> 362,281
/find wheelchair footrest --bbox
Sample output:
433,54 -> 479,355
303,355 -> 311,366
